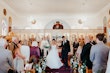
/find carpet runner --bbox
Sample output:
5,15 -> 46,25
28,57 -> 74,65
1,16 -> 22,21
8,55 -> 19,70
45,66 -> 73,73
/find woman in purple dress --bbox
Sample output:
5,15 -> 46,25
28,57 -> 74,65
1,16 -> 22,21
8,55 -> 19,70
30,41 -> 40,59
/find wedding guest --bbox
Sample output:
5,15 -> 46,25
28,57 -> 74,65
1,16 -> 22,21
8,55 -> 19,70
76,40 -> 84,61
89,35 -> 96,45
81,36 -> 92,69
0,38 -> 14,73
90,33 -> 109,73
20,42 -> 30,62
40,37 -> 50,57
18,40 -> 22,48
30,41 -> 40,58
13,41 -> 25,73
73,38 -> 79,55
8,37 -> 19,57
13,38 -> 25,73
103,36 -> 107,44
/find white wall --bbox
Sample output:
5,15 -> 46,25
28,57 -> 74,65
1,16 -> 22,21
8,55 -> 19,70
11,13 -> 104,30
0,2 -> 110,31
0,1 -> 18,35
92,3 -> 110,42
97,4 -> 110,41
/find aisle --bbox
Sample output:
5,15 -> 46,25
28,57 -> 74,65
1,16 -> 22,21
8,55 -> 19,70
45,66 -> 73,73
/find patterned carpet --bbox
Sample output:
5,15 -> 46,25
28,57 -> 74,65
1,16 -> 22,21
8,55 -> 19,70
45,66 -> 73,73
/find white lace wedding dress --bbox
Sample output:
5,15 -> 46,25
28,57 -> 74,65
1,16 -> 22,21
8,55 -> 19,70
46,45 -> 63,69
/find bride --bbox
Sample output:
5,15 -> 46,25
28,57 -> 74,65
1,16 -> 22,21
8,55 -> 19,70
46,39 -> 63,69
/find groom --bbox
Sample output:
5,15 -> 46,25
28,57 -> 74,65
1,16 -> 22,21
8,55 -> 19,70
61,36 -> 70,68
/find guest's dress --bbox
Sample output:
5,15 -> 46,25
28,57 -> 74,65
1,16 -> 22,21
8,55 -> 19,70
13,49 -> 24,73
30,46 -> 40,58
76,46 -> 82,61
20,45 -> 30,62
46,45 -> 63,69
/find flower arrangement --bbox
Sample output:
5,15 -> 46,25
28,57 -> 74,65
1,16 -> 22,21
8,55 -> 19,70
33,57 -> 47,73
70,56 -> 79,73
40,57 -> 47,71
70,56 -> 87,73
78,63 -> 86,73
35,64 -> 42,73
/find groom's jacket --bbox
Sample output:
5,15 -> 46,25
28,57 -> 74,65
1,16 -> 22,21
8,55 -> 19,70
61,40 -> 70,52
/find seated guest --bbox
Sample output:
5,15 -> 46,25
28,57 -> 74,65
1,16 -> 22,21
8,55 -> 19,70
0,37 -> 14,73
30,41 -> 40,59
90,33 -> 109,73
81,36 -> 92,69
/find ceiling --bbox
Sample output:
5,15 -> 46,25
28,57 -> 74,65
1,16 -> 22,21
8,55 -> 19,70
2,0 -> 110,15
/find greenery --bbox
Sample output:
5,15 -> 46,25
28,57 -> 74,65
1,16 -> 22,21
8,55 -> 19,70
70,56 -> 86,73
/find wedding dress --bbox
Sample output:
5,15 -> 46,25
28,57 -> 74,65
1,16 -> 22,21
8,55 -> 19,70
46,45 -> 63,69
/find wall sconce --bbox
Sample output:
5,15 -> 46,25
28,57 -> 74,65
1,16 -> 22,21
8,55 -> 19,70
29,16 -> 36,24
31,19 -> 36,24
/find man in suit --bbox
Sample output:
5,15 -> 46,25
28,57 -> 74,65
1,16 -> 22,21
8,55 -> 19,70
61,36 -> 70,68
90,33 -> 109,73
81,36 -> 92,70
0,37 -> 14,73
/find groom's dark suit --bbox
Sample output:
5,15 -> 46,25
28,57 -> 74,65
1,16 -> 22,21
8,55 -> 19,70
61,40 -> 70,68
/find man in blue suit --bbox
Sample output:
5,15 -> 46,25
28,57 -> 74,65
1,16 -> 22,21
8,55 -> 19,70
90,33 -> 109,73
